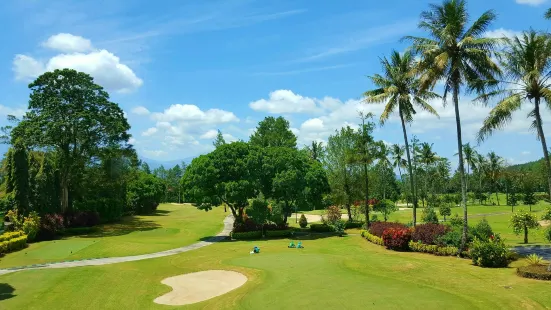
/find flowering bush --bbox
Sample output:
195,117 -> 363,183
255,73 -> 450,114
369,222 -> 408,237
40,213 -> 65,239
382,227 -> 412,251
326,206 -> 342,223
411,223 -> 450,245
469,235 -> 509,268
22,212 -> 40,241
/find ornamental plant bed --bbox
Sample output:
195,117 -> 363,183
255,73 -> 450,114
517,265 -> 551,281
368,222 -> 408,238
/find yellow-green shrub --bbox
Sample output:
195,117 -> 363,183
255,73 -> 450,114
0,235 -> 27,254
0,231 -> 25,242
362,230 -> 384,246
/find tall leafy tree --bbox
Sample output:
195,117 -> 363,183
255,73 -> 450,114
363,50 -> 439,226
250,116 -> 297,149
407,0 -> 500,250
5,140 -> 30,214
10,69 -> 131,212
213,130 -> 226,148
306,141 -> 324,162
477,31 -> 551,198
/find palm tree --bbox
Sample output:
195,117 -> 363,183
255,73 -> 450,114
417,142 -> 438,205
486,152 -> 504,205
477,30 -> 551,198
474,151 -> 487,198
406,0 -> 501,251
378,143 -> 393,200
454,143 -> 476,195
363,50 -> 439,226
391,144 -> 407,181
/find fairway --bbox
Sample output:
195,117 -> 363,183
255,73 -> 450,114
0,234 -> 549,309
0,204 -> 225,268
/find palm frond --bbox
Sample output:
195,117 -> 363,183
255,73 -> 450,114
477,94 -> 522,142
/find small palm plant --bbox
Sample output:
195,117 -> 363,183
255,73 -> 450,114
526,253 -> 544,266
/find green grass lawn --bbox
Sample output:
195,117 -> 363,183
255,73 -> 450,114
0,234 -> 549,309
0,204 -> 225,268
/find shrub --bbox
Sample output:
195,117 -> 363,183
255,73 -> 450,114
22,211 -> 40,242
517,265 -> 551,281
362,230 -> 384,246
233,218 -> 260,233
382,227 -> 412,251
333,220 -> 346,236
542,207 -> 551,221
437,227 -> 473,248
0,235 -> 27,254
0,231 -> 25,242
369,222 -> 407,238
344,221 -> 364,229
263,223 -> 289,231
526,253 -> 544,266
39,213 -> 65,239
472,218 -> 494,240
469,235 -> 509,268
299,214 -> 308,228
449,213 -> 463,228
264,230 -> 292,238
408,241 -> 458,256
439,204 -> 451,221
230,231 -> 262,240
310,223 -> 333,232
64,211 -> 100,228
422,206 -> 439,224
371,214 -> 379,222
326,206 -> 342,223
544,227 -> 551,243
534,193 -> 550,202
411,223 -> 450,245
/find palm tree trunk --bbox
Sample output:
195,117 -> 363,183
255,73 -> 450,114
452,85 -> 468,253
534,97 -> 551,198
400,110 -> 418,226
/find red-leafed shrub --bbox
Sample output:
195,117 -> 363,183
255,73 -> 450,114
411,223 -> 450,245
233,218 -> 260,232
369,222 -> 408,237
64,211 -> 100,228
382,228 -> 412,251
39,213 -> 65,240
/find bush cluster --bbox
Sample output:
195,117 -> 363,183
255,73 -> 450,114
233,218 -> 260,233
0,231 -> 25,242
411,223 -> 450,245
310,223 -> 333,232
39,213 -> 65,239
469,235 -> 509,268
408,241 -> 458,256
344,221 -> 364,229
382,227 -> 412,251
230,231 -> 262,240
361,230 -> 384,246
0,232 -> 28,254
368,222 -> 408,237
264,230 -> 292,238
65,211 -> 100,228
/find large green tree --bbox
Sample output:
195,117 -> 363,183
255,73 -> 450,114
477,31 -> 551,199
10,69 -> 131,212
363,50 -> 439,226
407,0 -> 500,250
249,116 -> 297,149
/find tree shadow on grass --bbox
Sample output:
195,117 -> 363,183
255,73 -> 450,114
147,209 -> 172,216
72,217 -> 162,238
0,283 -> 15,301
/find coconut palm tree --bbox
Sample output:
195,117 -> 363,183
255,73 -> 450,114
391,144 -> 407,181
454,143 -> 476,194
417,142 -> 439,205
363,50 -> 439,226
474,151 -> 487,196
486,151 -> 504,205
406,0 -> 501,251
477,30 -> 551,198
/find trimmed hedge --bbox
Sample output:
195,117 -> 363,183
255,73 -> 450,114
310,223 -> 333,232
231,231 -> 262,240
0,231 -> 25,242
517,265 -> 551,281
345,221 -> 364,229
408,241 -> 458,256
362,230 -> 384,246
265,230 -> 292,238
0,235 -> 28,254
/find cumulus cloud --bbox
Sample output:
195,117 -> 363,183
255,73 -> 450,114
484,28 -> 521,39
132,106 -> 150,115
249,90 -> 321,114
516,0 -> 547,6
42,33 -> 92,53
152,104 -> 239,123
13,34 -> 143,93
142,127 -> 158,136
200,129 -> 218,139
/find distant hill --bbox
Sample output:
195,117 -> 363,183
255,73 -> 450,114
508,157 -> 545,171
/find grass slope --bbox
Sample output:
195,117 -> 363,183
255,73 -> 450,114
0,204 -> 225,268
0,235 -> 548,309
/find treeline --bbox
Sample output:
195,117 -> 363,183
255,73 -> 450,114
0,69 -> 166,239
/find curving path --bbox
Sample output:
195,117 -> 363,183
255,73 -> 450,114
0,215 -> 234,276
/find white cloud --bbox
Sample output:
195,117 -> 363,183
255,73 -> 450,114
484,28 -> 521,39
128,137 -> 137,144
516,0 -> 547,6
200,129 -> 218,139
223,133 -> 237,142
13,34 -> 143,93
42,33 -> 93,53
0,105 -> 26,118
152,104 -> 239,123
131,106 -> 150,115
142,127 -> 158,136
250,90 -> 321,114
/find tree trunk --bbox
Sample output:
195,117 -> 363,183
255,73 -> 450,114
534,97 -> 551,198
60,173 -> 69,213
524,225 -> 528,244
495,191 -> 500,206
452,85 -> 468,253
400,110 -> 418,226
346,203 -> 352,222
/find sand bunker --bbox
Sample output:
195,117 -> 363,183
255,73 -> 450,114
539,220 -> 550,227
291,213 -> 350,223
154,270 -> 247,306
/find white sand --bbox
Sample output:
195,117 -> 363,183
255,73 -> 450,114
154,270 -> 247,306
291,213 -> 350,223
539,220 -> 550,227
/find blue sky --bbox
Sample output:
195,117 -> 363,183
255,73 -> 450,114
1,0 -> 551,167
